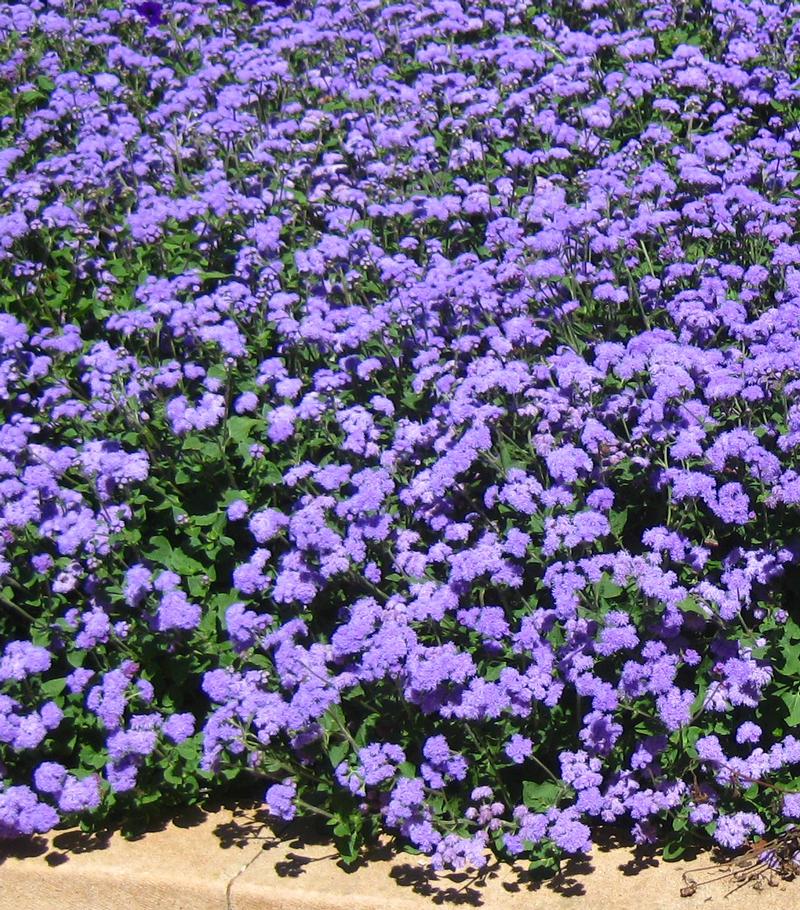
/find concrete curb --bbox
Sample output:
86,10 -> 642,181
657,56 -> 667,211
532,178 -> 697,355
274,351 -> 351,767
2,805 -> 799,910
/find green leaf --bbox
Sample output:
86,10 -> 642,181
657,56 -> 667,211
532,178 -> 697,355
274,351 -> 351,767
598,574 -> 623,600
226,416 -> 258,443
782,689 -> 800,726
526,852 -> 560,877
199,270 -> 232,280
79,745 -> 107,770
662,838 -> 686,862
191,512 -> 219,527
147,535 -> 173,564
483,662 -> 504,682
321,703 -> 347,735
328,741 -> 350,768
163,765 -> 184,786
610,508 -> 628,536
188,575 -> 209,598
169,548 -> 205,576
677,597 -> 710,618
66,649 -> 87,669
260,461 -> 284,485
778,625 -> 800,677
522,780 -> 561,811
40,677 -> 67,698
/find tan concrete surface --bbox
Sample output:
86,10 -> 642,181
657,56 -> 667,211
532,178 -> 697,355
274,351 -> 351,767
0,805 -> 267,910
231,810 -> 800,910
2,803 -> 800,910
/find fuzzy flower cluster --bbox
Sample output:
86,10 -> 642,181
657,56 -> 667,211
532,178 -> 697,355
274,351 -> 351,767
2,0 -> 800,872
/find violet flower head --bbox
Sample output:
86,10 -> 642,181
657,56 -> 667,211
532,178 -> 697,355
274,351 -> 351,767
265,779 -> 297,822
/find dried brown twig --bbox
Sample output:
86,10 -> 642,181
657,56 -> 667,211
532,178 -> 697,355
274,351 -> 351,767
680,832 -> 800,899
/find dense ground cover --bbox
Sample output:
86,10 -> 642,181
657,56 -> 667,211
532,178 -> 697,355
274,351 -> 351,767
3,0 -> 800,875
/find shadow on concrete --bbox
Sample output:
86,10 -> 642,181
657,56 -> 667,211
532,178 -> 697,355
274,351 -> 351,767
217,807 -> 613,905
213,806 -> 330,849
591,825 -> 706,872
389,863 -> 488,906
211,805 -> 704,905
213,809 -> 345,882
385,853 -> 598,905
0,835 -> 50,864
0,782 -> 264,869
1,783 -> 717,907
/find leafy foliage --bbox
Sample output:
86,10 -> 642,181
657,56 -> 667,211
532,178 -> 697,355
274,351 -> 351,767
2,0 -> 800,875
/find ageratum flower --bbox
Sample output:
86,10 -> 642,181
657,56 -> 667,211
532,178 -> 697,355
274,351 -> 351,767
3,0 -> 800,869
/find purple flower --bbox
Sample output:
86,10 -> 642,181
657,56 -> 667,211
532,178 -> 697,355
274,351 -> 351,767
545,445 -> 592,484
504,734 -> 533,764
163,713 -> 195,744
431,832 -> 488,871
656,688 -> 694,732
58,776 -> 101,813
265,779 -> 297,821
0,642 -> 51,682
156,591 -> 201,632
124,565 -> 153,608
783,794 -> 800,818
714,812 -> 765,850
736,722 -> 761,745
234,392 -> 258,414
421,735 -> 468,787
34,762 -> 67,795
689,804 -> 716,825
134,1 -> 163,26
549,809 -> 592,854
267,406 -> 296,443
249,509 -> 288,543
225,602 -> 271,651
0,787 -> 58,838
226,500 -> 249,521
66,668 -> 95,695
107,729 -> 158,761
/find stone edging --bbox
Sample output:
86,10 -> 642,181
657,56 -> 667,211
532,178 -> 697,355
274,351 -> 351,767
1,805 -> 798,910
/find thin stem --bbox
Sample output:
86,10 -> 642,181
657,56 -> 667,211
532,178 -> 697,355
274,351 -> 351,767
0,594 -> 35,624
528,750 -> 561,784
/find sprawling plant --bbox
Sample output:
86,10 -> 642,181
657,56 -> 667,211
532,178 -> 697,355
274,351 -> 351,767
2,0 -> 800,873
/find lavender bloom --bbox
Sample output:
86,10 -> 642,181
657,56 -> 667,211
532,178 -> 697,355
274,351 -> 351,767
0,787 -> 59,838
234,392 -> 258,415
33,762 -> 67,795
431,832 -> 488,871
58,776 -> 101,814
736,723 -> 761,745
3,0 -> 800,861
265,779 -> 297,821
421,735 -> 468,787
162,713 -> 195,744
549,809 -> 592,854
134,2 -> 163,26
226,500 -> 249,521
714,813 -> 765,849
225,602 -> 271,651
156,591 -> 201,632
123,565 -> 153,608
546,446 -> 592,484
0,642 -> 51,682
504,735 -> 533,764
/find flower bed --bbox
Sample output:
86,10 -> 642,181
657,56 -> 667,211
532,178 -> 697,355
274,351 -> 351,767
2,0 -> 800,876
